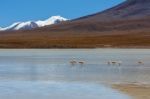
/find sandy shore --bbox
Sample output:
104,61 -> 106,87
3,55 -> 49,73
113,84 -> 150,99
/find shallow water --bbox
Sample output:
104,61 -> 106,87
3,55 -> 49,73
0,49 -> 150,99
0,81 -> 130,99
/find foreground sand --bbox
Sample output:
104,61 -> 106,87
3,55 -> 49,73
113,84 -> 150,99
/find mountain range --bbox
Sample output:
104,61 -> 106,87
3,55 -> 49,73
0,16 -> 67,31
0,0 -> 150,48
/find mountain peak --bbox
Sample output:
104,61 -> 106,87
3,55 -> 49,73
47,16 -> 67,20
36,16 -> 68,27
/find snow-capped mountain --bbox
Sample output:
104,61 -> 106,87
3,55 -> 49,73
0,22 -> 38,31
0,16 -> 68,31
36,16 -> 68,27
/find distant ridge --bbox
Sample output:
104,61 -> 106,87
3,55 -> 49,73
44,0 -> 150,32
75,0 -> 150,22
0,16 -> 68,31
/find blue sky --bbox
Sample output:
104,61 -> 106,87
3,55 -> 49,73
0,0 -> 124,27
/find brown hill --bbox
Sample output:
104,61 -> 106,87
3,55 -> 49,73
0,0 -> 150,48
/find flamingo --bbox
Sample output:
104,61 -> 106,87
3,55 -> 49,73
138,61 -> 144,65
79,61 -> 84,65
70,61 -> 77,65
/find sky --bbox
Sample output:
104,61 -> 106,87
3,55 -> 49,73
0,0 -> 124,27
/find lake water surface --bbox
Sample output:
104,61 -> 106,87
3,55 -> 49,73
0,49 -> 150,99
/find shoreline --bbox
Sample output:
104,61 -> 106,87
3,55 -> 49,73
112,84 -> 150,99
0,47 -> 149,49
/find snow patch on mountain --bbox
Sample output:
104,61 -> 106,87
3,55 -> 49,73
15,21 -> 38,30
0,22 -> 20,31
0,16 -> 68,31
36,16 -> 68,27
